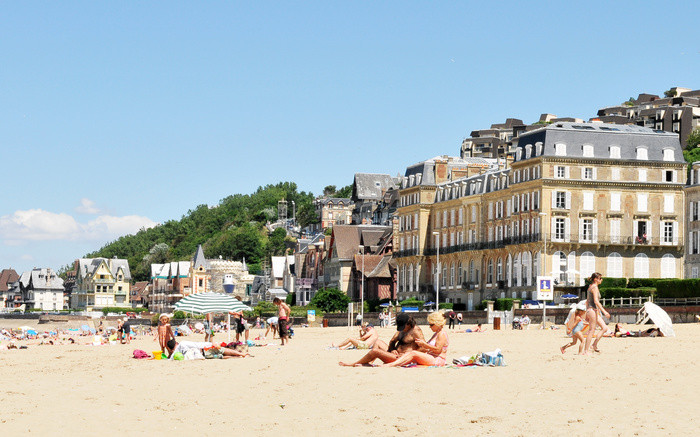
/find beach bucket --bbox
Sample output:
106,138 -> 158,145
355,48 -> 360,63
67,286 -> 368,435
152,351 -> 163,360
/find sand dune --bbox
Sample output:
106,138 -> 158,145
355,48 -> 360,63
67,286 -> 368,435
0,321 -> 698,435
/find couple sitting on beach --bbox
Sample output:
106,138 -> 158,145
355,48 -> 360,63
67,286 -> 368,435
338,312 -> 449,367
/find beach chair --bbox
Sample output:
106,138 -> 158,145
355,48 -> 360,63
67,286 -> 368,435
636,306 -> 650,325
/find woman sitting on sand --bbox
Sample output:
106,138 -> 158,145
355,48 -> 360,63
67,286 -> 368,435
381,312 -> 449,367
339,313 -> 424,367
334,324 -> 378,350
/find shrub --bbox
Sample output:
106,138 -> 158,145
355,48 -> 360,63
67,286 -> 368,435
601,277 -> 627,288
476,300 -> 489,311
285,292 -> 296,306
290,305 -> 323,319
398,299 -> 425,308
600,288 -> 652,299
626,278 -> 660,289
101,307 -> 147,315
494,298 -> 521,311
173,310 -> 186,319
309,288 -> 351,313
656,279 -> 700,299
438,303 -> 453,310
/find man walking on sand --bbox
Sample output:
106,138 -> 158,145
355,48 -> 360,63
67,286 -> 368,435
274,297 -> 291,346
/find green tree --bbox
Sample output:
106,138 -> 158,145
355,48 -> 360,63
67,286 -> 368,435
686,128 -> 700,150
267,227 -> 288,256
664,88 -> 677,98
336,184 -> 353,198
323,185 -> 337,196
309,288 -> 351,312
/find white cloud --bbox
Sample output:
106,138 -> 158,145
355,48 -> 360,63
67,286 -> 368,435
0,208 -> 158,243
75,198 -> 101,215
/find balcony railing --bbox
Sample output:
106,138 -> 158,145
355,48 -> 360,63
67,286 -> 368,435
394,248 -> 419,258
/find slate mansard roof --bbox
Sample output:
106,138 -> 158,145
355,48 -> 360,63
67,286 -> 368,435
513,122 -> 684,164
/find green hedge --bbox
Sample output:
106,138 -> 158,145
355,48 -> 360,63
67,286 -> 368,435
601,277 -> 627,288
101,307 -> 147,315
438,303 -> 453,310
494,298 -> 521,311
399,299 -> 425,308
599,288 -> 653,299
656,279 -> 700,299
626,278 -> 661,289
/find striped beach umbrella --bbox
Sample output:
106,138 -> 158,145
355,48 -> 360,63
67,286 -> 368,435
174,292 -> 252,314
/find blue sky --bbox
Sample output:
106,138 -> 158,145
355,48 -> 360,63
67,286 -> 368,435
1,2 -> 699,273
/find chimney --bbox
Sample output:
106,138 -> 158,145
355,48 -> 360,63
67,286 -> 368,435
434,158 -> 448,184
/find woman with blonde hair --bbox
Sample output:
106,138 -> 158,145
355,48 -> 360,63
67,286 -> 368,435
381,312 -> 449,367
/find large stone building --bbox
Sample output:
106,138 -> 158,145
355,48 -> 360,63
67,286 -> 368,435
594,87 -> 700,147
395,122 -> 686,309
686,162 -> 700,278
72,258 -> 131,309
16,268 -> 65,311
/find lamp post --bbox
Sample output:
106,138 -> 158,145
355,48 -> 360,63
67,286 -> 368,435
433,231 -> 440,310
359,245 -> 365,324
539,212 -> 547,329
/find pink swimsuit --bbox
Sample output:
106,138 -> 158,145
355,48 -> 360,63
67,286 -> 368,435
427,332 -> 449,366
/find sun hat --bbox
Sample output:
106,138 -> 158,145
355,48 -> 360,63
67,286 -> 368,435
159,313 -> 170,321
576,302 -> 587,311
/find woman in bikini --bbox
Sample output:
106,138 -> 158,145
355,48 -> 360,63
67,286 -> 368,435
584,272 -> 611,355
381,312 -> 449,367
339,313 -> 424,366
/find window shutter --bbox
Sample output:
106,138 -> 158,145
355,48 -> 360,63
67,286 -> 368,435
565,192 -> 572,210
551,217 -> 557,240
551,193 -> 556,209
660,221 -> 664,245
565,167 -> 570,178
673,222 -> 679,245
593,219 -> 598,243
567,251 -> 576,283
507,199 -> 511,217
592,168 -> 597,180
565,218 -> 571,242
647,220 -> 652,244
578,219 -> 584,242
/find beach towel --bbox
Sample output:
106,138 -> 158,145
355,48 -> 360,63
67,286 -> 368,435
133,349 -> 149,359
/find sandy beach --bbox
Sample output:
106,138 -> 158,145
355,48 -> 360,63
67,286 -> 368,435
1,319 -> 699,436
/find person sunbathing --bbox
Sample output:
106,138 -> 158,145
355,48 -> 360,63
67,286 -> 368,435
334,324 -> 378,350
339,313 -> 424,367
381,312 -> 449,367
465,323 -> 485,333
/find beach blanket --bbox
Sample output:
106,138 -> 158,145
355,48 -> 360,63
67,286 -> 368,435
133,349 -> 149,359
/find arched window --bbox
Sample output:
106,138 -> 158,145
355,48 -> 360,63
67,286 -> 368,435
580,251 -> 596,282
661,254 -> 676,278
497,258 -> 503,282
522,252 -> 532,286
408,264 -> 414,292
634,253 -> 649,278
506,255 -> 512,287
553,251 -> 567,284
469,260 -> 475,283
414,263 -> 420,292
607,252 -> 623,278
487,259 -> 494,285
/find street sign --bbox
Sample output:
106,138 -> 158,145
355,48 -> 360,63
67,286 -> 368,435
536,276 -> 554,301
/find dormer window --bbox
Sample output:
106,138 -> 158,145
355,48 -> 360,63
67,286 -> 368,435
609,145 -> 621,159
663,148 -> 675,161
555,143 -> 566,156
636,147 -> 648,160
582,145 -> 594,157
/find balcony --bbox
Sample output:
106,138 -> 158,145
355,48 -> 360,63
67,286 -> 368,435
547,233 -> 683,247
394,248 -> 419,258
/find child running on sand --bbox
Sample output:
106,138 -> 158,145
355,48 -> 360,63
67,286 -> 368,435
157,314 -> 176,357
561,305 -> 587,354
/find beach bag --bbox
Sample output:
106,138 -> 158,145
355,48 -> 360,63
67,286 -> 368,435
480,349 -> 506,367
133,349 -> 149,359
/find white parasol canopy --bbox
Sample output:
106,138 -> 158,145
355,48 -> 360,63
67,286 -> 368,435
642,302 -> 675,337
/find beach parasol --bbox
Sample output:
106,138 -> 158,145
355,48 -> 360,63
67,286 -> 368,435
174,292 -> 251,314
561,293 -> 579,300
19,326 -> 34,331
174,292 -> 252,341
642,302 -> 675,337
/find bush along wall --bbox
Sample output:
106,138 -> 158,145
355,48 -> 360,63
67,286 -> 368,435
655,279 -> 700,299
599,288 -> 653,299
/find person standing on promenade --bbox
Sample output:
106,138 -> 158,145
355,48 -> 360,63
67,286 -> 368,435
584,272 -> 611,354
273,297 -> 291,346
